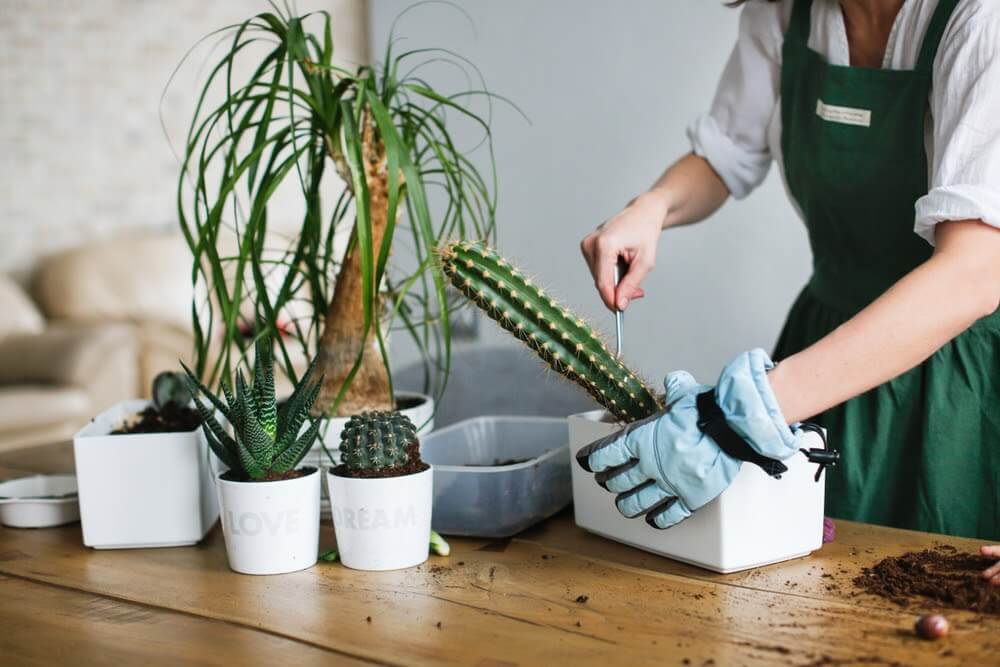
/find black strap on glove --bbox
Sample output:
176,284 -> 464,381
695,390 -> 788,478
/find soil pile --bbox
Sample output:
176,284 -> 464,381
853,545 -> 998,615
112,405 -> 201,434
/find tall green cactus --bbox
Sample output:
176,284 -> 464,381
439,241 -> 662,423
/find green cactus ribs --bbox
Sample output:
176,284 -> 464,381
336,411 -> 429,478
438,241 -> 661,423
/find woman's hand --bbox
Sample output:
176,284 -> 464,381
580,192 -> 666,311
983,545 -> 1000,585
580,153 -> 731,312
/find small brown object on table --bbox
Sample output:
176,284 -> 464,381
1,442 -> 997,666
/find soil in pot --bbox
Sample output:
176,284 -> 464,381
220,466 -> 316,483
853,545 -> 999,615
111,404 -> 200,435
395,395 -> 426,411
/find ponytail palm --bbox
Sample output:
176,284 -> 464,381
175,6 -> 502,415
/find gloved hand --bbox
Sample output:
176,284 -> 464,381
576,349 -> 806,529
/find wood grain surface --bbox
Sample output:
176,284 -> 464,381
0,442 -> 996,666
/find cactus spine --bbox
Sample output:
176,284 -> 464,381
439,241 -> 661,423
340,411 -> 420,473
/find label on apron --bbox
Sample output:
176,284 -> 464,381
815,100 -> 872,127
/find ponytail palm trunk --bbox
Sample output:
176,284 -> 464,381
174,8 -> 502,416
316,115 -> 392,414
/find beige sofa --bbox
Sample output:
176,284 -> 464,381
0,234 -> 194,452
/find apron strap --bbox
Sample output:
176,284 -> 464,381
787,0 -> 814,43
916,0 -> 962,73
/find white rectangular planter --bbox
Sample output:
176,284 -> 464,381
569,410 -> 825,573
73,399 -> 219,549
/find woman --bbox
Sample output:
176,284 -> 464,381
576,0 -> 999,582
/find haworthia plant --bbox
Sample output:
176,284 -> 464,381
182,339 -> 323,481
439,242 -> 662,423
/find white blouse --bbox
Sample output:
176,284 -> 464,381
688,0 -> 1000,245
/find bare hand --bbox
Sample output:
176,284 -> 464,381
983,545 -> 1000,585
580,192 -> 667,311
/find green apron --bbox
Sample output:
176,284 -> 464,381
774,0 -> 1000,540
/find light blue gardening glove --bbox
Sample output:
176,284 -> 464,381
576,349 -> 805,529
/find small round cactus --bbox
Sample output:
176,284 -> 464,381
340,411 -> 420,473
152,371 -> 193,411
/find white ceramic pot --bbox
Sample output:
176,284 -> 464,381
73,400 -> 219,549
216,467 -> 321,575
569,410 -> 825,573
326,466 -> 433,571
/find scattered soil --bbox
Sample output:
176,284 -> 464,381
332,442 -> 429,478
220,467 -> 315,483
853,545 -> 998,615
111,404 -> 200,435
463,457 -> 532,467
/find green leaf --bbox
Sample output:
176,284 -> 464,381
235,370 -> 258,425
242,406 -> 275,470
430,530 -> 450,556
318,548 -> 339,562
180,362 -> 230,421
253,338 -> 277,439
189,391 -> 238,462
234,431 -> 267,480
202,426 -> 240,472
275,374 -> 321,453
272,418 -> 320,473
276,356 -> 320,440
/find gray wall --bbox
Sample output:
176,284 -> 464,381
371,1 -> 812,386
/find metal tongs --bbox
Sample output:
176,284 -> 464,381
614,257 -> 628,357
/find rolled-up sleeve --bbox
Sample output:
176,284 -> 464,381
914,3 -> 1000,245
688,2 -> 782,200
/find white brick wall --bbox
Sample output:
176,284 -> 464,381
0,0 -> 367,276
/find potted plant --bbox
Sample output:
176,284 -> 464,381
438,241 -> 827,573
183,341 -> 323,575
73,372 -> 218,549
174,7 -> 507,451
326,410 -> 433,571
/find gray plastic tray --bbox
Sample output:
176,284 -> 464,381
420,416 -> 571,538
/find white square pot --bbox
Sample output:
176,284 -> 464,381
327,466 -> 433,571
569,410 -> 825,573
73,399 -> 219,549
217,468 -> 321,575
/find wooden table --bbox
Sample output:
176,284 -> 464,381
0,443 -> 996,666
